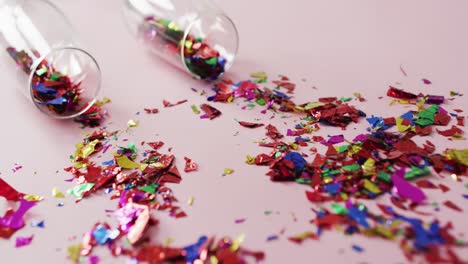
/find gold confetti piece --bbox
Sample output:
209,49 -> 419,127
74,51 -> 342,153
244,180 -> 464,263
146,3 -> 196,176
23,194 -> 44,202
230,233 -> 245,251
187,197 -> 194,206
127,119 -> 139,128
76,139 -> 99,159
363,179 -> 381,194
223,168 -> 234,176
396,117 -> 411,132
52,187 -> 65,198
210,256 -> 219,264
447,149 -> 468,166
165,237 -> 173,246
245,155 -> 255,164
67,244 -> 82,262
116,156 -> 141,169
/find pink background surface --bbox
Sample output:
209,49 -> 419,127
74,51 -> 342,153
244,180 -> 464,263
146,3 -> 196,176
1,0 -> 468,263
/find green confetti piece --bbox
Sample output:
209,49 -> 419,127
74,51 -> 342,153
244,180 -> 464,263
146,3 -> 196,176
404,166 -> 430,180
340,97 -> 352,102
377,171 -> 391,182
296,178 -> 311,184
337,145 -> 348,154
256,98 -> 266,106
331,203 -> 348,215
138,183 -> 158,194
464,183 -> 468,189
50,73 -> 60,81
67,183 -> 95,199
205,57 -> 217,66
264,210 -> 272,215
127,142 -> 137,154
191,105 -> 200,114
342,164 -> 360,172
35,67 -> 47,76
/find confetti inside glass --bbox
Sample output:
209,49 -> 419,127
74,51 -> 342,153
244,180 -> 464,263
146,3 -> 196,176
0,0 -> 101,118
122,0 -> 239,80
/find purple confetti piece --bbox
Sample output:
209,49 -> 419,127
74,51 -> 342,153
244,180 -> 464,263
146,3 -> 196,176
426,95 -> 444,105
391,169 -> 426,203
235,218 -> 246,224
321,135 -> 344,146
15,235 -> 33,247
11,165 -> 23,173
88,255 -> 100,264
352,134 -> 368,142
0,198 -> 36,229
462,194 -> 468,199
266,235 -> 279,242
422,78 -> 432,85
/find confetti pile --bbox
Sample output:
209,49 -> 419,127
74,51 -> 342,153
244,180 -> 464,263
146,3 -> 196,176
142,17 -> 228,80
64,126 -> 262,262
7,47 -> 85,117
6,47 -> 107,126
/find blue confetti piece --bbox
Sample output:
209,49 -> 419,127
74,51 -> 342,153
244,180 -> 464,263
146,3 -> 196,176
347,206 -> 370,228
31,220 -> 45,228
33,83 -> 58,96
400,111 -> 413,121
44,96 -> 68,106
284,152 -> 307,175
463,194 -> 468,199
323,182 -> 342,195
352,244 -> 364,253
102,160 -> 115,166
396,216 -> 444,250
92,224 -> 119,245
183,236 -> 208,264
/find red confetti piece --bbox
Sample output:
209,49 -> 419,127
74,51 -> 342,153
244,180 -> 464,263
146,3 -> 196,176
0,178 -> 24,201
438,184 -> 450,193
265,124 -> 284,140
163,99 -> 188,108
436,125 -> 463,137
443,200 -> 463,212
144,108 -> 159,114
416,179 -> 438,189
183,157 -> 198,173
238,121 -> 264,128
387,86 -> 417,100
200,104 -> 222,119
